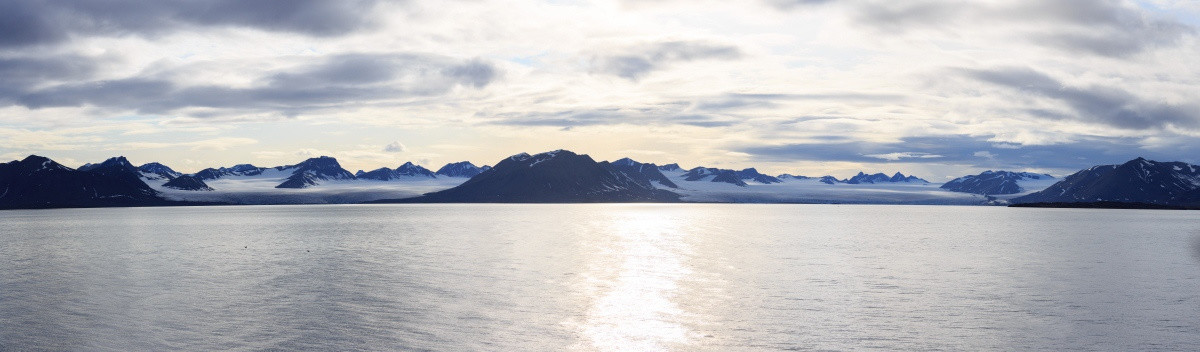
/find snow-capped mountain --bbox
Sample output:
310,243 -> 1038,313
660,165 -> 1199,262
385,150 -> 679,202
435,161 -> 486,178
138,162 -> 183,180
1013,157 -> 1200,206
673,166 -> 783,186
194,164 -> 269,180
604,158 -> 678,189
658,163 -> 682,172
843,172 -> 928,184
357,162 -> 437,180
276,156 -> 357,189
0,155 -> 168,209
736,168 -> 782,184
681,167 -> 748,186
941,170 -> 1055,195
777,174 -> 811,180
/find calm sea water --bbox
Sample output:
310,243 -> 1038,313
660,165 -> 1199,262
1,204 -> 1198,351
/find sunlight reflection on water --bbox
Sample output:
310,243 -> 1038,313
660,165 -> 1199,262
575,210 -> 696,351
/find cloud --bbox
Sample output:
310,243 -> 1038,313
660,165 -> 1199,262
808,0 -> 1195,58
591,41 -> 743,80
6,53 -> 498,116
0,0 -> 387,48
483,102 -> 741,128
383,141 -> 407,152
962,66 -> 1200,130
123,137 -> 259,151
738,134 -> 1160,170
864,152 -> 943,161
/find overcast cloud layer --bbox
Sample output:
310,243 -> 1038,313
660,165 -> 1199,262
1,0 -> 1198,179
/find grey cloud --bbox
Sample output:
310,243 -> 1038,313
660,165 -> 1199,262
483,102 -> 738,128
592,41 -> 743,80
484,90 -> 903,128
764,0 -> 835,9
806,0 -> 1194,57
739,134 -> 1153,171
963,66 -> 1199,130
0,55 -> 101,101
9,53 -> 498,116
0,0 -> 386,48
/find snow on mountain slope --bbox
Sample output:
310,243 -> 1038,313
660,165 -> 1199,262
662,170 -> 985,204
149,174 -> 466,204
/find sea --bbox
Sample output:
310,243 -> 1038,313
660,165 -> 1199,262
1,204 -> 1198,351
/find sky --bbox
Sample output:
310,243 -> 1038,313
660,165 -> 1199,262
1,0 -> 1199,180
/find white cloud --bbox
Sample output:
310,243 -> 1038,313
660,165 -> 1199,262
383,141 -> 407,153
864,152 -> 944,161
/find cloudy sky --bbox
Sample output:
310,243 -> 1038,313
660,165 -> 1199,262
2,0 -> 1199,180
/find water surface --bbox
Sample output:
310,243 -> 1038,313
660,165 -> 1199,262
1,204 -> 1198,351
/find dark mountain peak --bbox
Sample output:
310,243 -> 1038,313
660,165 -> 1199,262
389,149 -> 678,203
736,168 -> 782,184
79,156 -> 137,173
138,162 -> 182,180
1,155 -> 163,209
495,150 -> 581,170
436,161 -> 484,178
942,170 -> 1055,195
16,155 -> 70,172
20,154 -> 52,165
229,164 -> 262,172
819,175 -> 840,184
356,167 -> 396,181
193,163 -> 266,180
612,157 -> 639,167
846,171 -> 928,184
603,159 -> 679,189
658,163 -> 682,172
777,174 -> 811,180
295,156 -> 342,169
162,175 -> 213,191
1013,158 -> 1200,206
275,156 -> 355,189
682,167 -> 748,187
508,153 -> 531,162
396,162 -> 436,178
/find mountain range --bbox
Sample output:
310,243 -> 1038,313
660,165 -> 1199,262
1,150 -> 1197,209
1012,158 -> 1200,207
940,171 -> 1055,195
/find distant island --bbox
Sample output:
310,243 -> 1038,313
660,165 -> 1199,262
2,149 -> 1198,210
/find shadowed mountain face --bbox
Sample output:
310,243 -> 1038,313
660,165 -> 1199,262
844,172 -> 928,184
674,165 -> 783,187
0,155 -> 166,209
941,171 -> 1054,195
194,164 -> 268,180
138,162 -> 182,180
163,175 -> 213,191
390,150 -> 679,203
276,156 -> 356,189
435,161 -> 486,178
682,167 -> 748,186
1013,158 -> 1200,206
608,158 -> 678,188
357,162 -> 437,181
